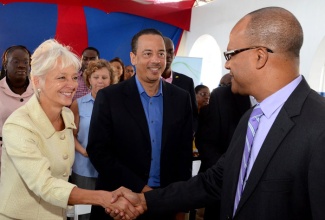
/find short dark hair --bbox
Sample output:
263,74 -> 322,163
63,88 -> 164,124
131,28 -> 164,54
195,85 -> 209,94
82,47 -> 100,58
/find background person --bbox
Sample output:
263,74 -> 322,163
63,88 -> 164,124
73,47 -> 100,101
0,45 -> 33,176
110,57 -> 125,83
194,84 -> 210,112
162,36 -> 198,132
0,39 -> 140,220
69,59 -> 114,220
124,65 -> 135,80
195,75 -> 250,220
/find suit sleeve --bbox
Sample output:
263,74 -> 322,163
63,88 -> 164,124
145,154 -> 224,214
188,78 -> 199,133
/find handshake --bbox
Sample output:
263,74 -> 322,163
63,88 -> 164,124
106,187 -> 147,220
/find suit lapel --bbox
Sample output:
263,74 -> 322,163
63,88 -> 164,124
234,77 -> 311,215
161,81 -> 172,151
123,78 -> 151,142
236,110 -> 295,212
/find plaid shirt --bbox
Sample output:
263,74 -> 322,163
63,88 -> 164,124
73,70 -> 90,101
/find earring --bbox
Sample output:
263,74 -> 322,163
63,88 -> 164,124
37,88 -> 41,93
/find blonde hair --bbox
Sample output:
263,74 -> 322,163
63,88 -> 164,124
30,39 -> 81,97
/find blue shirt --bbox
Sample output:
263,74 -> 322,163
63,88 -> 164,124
135,76 -> 163,187
72,93 -> 98,178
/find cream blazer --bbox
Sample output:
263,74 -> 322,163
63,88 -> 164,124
0,95 -> 76,220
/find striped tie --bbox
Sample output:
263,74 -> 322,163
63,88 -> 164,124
233,104 -> 263,216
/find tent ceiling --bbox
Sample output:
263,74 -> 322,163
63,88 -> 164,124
0,0 -> 196,30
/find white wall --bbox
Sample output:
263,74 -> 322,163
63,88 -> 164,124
178,0 -> 325,92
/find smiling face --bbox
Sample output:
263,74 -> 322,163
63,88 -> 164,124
110,61 -> 123,78
130,34 -> 166,84
89,67 -> 111,97
36,64 -> 78,108
5,48 -> 30,84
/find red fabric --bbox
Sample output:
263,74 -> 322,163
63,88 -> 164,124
55,5 -> 88,56
0,0 -> 195,30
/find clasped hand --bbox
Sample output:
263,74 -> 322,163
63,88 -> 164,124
106,187 -> 147,219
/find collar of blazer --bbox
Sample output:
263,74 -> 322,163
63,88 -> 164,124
233,76 -> 310,215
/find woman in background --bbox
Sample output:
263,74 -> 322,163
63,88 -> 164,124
69,59 -> 114,220
110,57 -> 125,83
0,45 -> 33,175
0,39 -> 139,220
195,84 -> 210,112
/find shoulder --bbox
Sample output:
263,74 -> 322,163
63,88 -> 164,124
173,72 -> 193,81
62,106 -> 75,128
163,81 -> 189,97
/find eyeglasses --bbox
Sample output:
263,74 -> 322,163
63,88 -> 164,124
223,46 -> 273,61
219,83 -> 231,87
198,92 -> 210,97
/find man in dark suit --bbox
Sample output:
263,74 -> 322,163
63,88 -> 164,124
87,28 -> 193,220
108,7 -> 325,220
195,74 -> 250,220
162,37 -> 198,131
196,78 -> 251,173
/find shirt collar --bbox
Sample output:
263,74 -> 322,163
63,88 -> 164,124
80,93 -> 94,103
26,95 -> 76,139
260,75 -> 302,118
135,75 -> 163,97
162,71 -> 173,84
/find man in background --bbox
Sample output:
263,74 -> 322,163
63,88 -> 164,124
195,73 -> 251,219
73,47 -> 100,101
162,36 -> 198,131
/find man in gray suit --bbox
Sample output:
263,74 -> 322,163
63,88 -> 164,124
108,7 -> 325,220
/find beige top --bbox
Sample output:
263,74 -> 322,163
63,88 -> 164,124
0,95 -> 76,220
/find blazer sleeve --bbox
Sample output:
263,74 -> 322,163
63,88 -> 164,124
145,154 -> 225,214
2,123 -> 75,208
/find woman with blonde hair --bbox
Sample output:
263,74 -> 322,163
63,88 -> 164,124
0,39 -> 140,220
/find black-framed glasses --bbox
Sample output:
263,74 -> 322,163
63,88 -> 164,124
223,46 -> 273,61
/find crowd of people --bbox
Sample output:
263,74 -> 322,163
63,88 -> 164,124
0,6 -> 323,220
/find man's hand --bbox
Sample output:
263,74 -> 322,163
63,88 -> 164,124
106,187 -> 147,219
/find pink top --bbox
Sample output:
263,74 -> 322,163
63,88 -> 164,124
0,77 -> 34,142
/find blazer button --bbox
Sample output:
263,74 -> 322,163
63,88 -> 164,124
60,134 -> 65,140
63,154 -> 69,160
63,172 -> 68,177
226,215 -> 231,220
